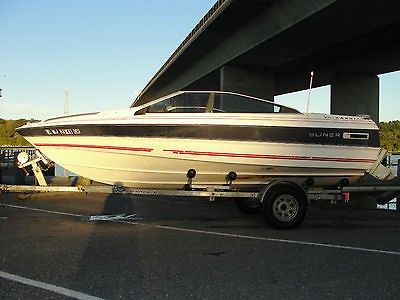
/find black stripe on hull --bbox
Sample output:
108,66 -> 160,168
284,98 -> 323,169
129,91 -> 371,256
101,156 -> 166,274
17,124 -> 380,147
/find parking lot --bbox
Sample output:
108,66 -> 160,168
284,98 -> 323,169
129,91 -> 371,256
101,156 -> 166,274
1,192 -> 400,299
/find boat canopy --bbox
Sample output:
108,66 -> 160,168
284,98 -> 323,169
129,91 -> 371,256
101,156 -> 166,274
135,91 -> 299,115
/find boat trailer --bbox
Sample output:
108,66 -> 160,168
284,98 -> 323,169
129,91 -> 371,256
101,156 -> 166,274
1,150 -> 399,229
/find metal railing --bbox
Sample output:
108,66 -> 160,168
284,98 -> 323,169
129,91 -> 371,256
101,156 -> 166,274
377,199 -> 397,210
0,146 -> 36,163
378,154 -> 399,211
0,146 -> 37,182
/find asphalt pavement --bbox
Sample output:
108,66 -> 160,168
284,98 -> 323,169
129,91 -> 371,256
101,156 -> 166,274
0,192 -> 400,299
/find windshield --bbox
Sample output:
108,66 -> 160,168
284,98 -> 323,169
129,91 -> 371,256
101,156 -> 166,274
137,91 -> 299,114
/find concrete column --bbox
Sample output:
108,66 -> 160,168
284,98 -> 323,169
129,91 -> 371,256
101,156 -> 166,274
331,74 -> 379,123
220,66 -> 274,101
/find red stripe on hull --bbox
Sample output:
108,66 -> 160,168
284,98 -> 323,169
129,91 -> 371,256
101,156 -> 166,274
163,149 -> 376,164
34,143 -> 376,164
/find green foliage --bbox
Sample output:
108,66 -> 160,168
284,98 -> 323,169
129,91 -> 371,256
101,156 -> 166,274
0,118 -> 39,146
379,120 -> 400,152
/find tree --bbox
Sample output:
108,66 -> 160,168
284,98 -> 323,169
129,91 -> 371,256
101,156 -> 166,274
379,120 -> 400,152
0,118 -> 39,146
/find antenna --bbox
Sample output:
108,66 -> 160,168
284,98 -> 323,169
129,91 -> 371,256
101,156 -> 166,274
306,71 -> 314,113
64,90 -> 69,116
63,90 -> 69,177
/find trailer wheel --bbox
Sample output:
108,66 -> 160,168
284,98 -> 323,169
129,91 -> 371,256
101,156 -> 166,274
234,197 -> 261,214
261,182 -> 308,229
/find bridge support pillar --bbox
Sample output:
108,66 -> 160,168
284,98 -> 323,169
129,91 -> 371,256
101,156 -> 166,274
331,73 -> 379,123
220,66 -> 274,101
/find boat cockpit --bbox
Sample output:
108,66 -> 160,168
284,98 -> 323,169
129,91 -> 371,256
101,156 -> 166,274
135,91 -> 299,115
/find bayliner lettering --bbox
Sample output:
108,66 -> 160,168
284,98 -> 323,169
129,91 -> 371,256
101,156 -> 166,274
309,132 -> 341,138
45,128 -> 81,136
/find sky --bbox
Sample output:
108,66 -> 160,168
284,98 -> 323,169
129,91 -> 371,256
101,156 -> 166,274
0,0 -> 399,122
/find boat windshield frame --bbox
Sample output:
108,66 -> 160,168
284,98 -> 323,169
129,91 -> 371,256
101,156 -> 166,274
134,91 -> 299,115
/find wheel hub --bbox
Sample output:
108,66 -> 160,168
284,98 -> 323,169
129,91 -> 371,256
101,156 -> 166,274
272,194 -> 299,222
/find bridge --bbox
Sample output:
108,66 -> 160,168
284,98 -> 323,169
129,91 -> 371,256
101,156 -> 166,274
133,0 -> 400,122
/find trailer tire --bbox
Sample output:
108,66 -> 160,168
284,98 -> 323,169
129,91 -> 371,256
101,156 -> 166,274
234,197 -> 261,214
261,182 -> 308,229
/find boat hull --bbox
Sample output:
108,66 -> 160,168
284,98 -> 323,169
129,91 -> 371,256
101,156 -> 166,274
23,135 -> 381,189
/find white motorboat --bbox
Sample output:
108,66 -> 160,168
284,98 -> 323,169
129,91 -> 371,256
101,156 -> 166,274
16,91 -> 391,189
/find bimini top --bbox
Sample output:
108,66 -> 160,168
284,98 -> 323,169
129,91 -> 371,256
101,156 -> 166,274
134,91 -> 300,115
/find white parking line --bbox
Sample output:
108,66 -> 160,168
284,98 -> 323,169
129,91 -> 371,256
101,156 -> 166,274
4,203 -> 400,256
0,270 -> 103,300
152,224 -> 400,256
4,204 -> 82,217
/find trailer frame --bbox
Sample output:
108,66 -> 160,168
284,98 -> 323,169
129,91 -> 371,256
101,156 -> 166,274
1,149 -> 399,229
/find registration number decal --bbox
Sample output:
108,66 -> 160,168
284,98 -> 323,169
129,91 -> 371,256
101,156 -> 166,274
44,128 -> 81,135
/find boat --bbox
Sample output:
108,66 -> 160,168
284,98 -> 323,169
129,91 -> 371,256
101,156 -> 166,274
16,90 -> 392,190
